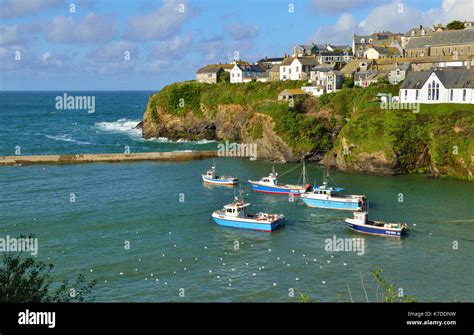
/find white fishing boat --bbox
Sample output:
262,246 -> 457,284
201,161 -> 239,185
345,211 -> 408,237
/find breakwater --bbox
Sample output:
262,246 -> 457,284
0,151 -> 217,166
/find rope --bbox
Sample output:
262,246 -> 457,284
278,163 -> 303,177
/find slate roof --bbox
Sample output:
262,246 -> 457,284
400,68 -> 474,89
406,29 -> 474,49
196,65 -> 224,74
257,57 -> 284,63
296,57 -> 319,66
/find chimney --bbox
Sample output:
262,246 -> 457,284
419,24 -> 423,29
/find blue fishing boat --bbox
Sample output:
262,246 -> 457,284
248,163 -> 309,195
211,192 -> 284,232
300,171 -> 366,211
345,211 -> 408,237
201,163 -> 239,185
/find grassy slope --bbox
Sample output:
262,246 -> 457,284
146,81 -> 473,179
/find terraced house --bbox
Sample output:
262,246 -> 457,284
405,29 -> 474,58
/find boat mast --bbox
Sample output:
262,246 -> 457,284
302,160 -> 307,185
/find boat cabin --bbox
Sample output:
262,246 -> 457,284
353,211 -> 368,223
223,202 -> 250,218
206,167 -> 216,179
259,172 -> 278,186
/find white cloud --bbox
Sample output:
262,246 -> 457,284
148,35 -> 193,60
225,24 -> 260,40
0,24 -> 30,46
0,0 -> 63,19
45,13 -> 119,43
86,41 -> 138,62
309,0 -> 474,44
123,0 -> 194,41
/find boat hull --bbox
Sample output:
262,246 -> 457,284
345,219 -> 406,237
300,196 -> 361,211
248,181 -> 304,195
212,214 -> 284,232
202,175 -> 239,185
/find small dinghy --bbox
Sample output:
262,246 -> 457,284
211,190 -> 284,232
345,211 -> 408,237
201,162 -> 239,185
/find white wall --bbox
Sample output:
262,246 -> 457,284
230,65 -> 243,83
400,72 -> 474,104
364,48 -> 380,60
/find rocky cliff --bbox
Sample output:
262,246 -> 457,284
143,81 -> 473,180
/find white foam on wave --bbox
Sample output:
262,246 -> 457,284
45,134 -> 91,145
95,118 -> 142,138
145,137 -> 216,144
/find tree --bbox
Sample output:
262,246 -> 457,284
0,248 -> 97,302
219,71 -> 230,83
446,20 -> 465,30
343,76 -> 354,88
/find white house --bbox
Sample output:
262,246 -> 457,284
303,69 -> 343,96
388,62 -> 410,85
400,68 -> 474,104
230,64 -> 262,83
280,57 -> 319,81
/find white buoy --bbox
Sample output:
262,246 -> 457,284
119,272 -> 123,275
322,281 -> 326,284
343,263 -> 347,266
252,273 -> 256,276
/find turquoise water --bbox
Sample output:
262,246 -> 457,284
0,92 -> 473,302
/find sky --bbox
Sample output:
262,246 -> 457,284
0,0 -> 473,90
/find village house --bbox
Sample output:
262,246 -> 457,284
353,32 -> 402,58
388,62 -> 411,84
256,57 -> 284,70
355,70 -> 388,87
405,29 -> 474,58
317,51 -> 353,65
195,64 -> 233,84
401,24 -> 442,49
292,44 -> 319,57
364,46 -> 402,59
304,67 -> 343,96
280,56 -> 319,81
230,63 -> 263,83
400,67 -> 474,104
278,88 -> 307,101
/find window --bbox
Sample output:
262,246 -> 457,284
296,66 -> 299,72
463,89 -> 467,101
396,69 -> 400,76
428,83 -> 431,100
450,90 -> 453,101
405,90 -> 408,98
415,90 -> 419,101
283,67 -> 286,72
435,83 -> 439,100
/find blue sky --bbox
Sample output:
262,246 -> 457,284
0,0 -> 472,90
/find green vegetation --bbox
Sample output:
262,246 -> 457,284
146,80 -> 473,179
219,71 -> 230,83
299,269 -> 416,303
0,239 -> 97,302
446,20 -> 465,30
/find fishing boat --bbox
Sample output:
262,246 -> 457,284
211,191 -> 284,232
345,211 -> 408,237
248,163 -> 309,195
201,163 -> 239,185
300,171 -> 366,211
